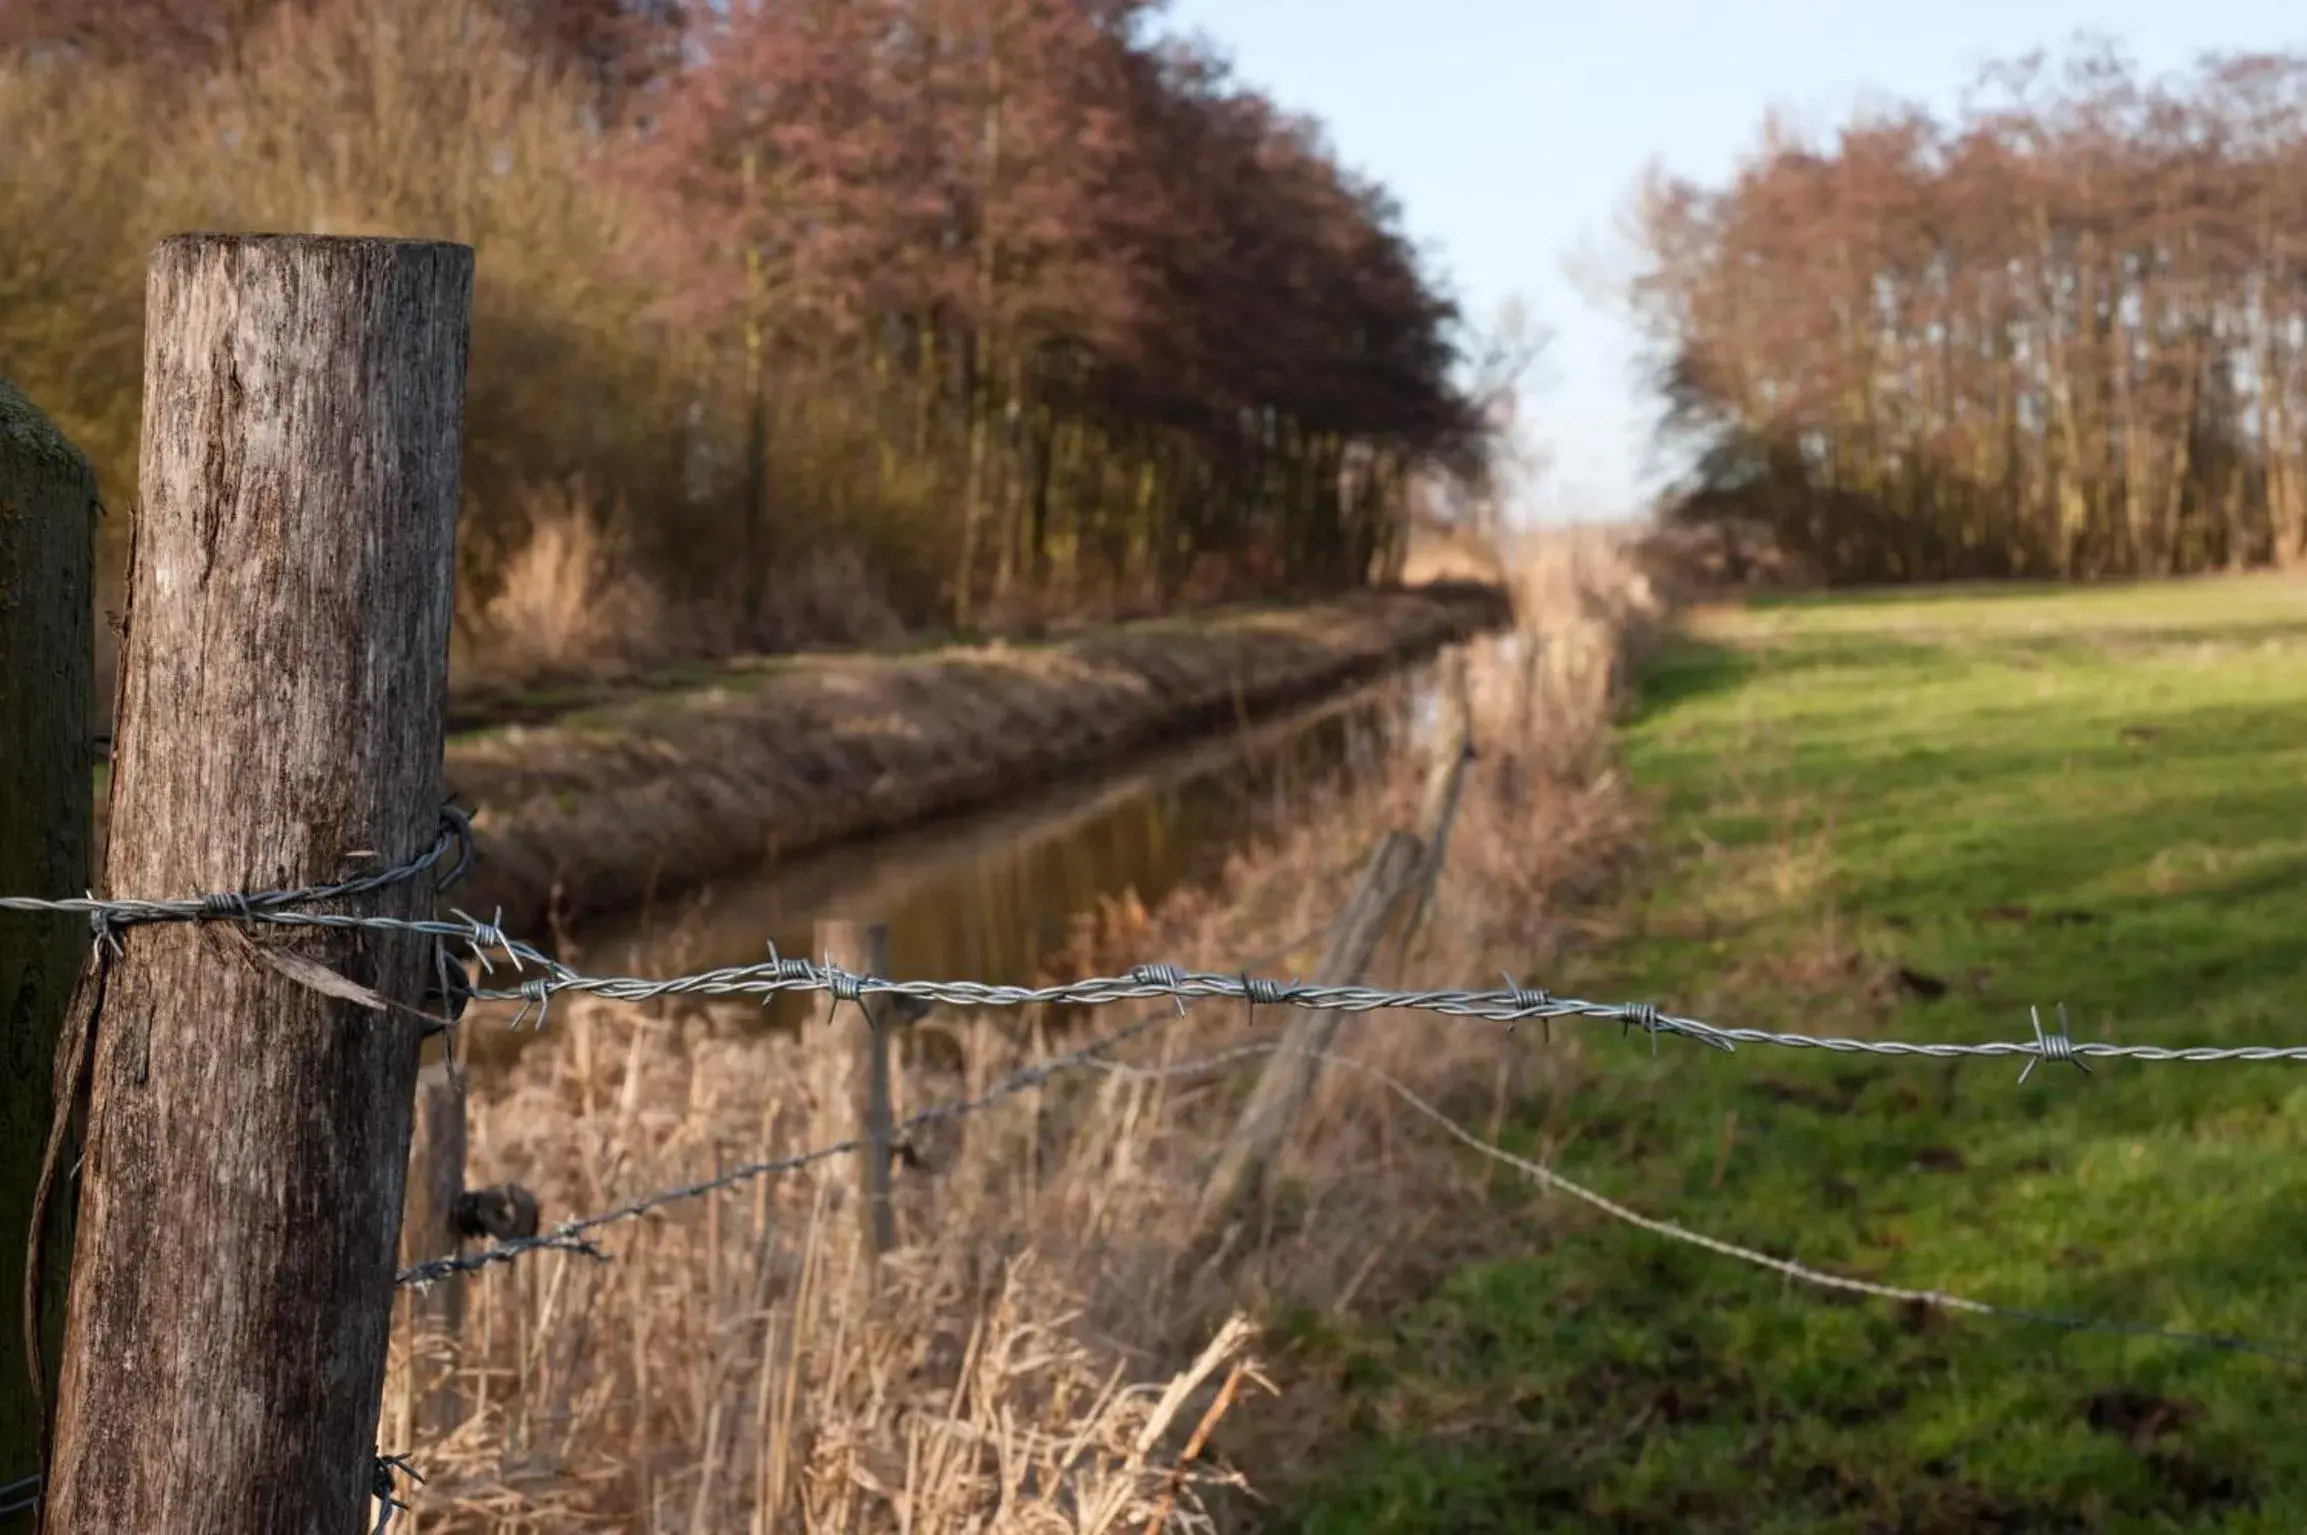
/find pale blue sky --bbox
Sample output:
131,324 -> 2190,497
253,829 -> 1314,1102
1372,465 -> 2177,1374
1158,0 -> 2306,526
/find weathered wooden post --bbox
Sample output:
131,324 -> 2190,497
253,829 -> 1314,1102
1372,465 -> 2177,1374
814,918 -> 898,1260
1190,831 -> 1421,1242
1394,652 -> 1475,965
385,1061 -> 469,1450
0,378 -> 97,1503
1193,669 -> 1476,1254
42,234 -> 472,1533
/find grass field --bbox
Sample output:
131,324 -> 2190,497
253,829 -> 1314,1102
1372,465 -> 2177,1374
1282,576 -> 2307,1532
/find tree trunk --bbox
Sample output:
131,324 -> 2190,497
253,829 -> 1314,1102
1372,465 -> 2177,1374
739,148 -> 772,637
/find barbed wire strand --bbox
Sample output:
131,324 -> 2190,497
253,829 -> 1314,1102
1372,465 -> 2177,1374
460,959 -> 2307,1070
19,881 -> 2307,1077
4,809 -> 2306,1073
400,1007 -> 1181,1283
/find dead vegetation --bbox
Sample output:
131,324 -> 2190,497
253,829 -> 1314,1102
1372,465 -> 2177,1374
452,481 -> 914,694
382,526 -> 1666,1531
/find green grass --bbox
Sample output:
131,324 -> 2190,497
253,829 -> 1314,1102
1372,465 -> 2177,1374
1282,575 -> 2307,1533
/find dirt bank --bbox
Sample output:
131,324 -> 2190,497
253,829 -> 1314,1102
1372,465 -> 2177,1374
439,581 -> 1509,937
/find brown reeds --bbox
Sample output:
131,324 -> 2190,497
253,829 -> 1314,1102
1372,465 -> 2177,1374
383,527 -> 1666,1531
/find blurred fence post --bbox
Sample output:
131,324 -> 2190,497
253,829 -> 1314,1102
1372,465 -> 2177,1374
41,233 -> 473,1534
0,377 -> 97,1503
1190,833 -> 1417,1257
1395,651 -> 1475,965
1193,671 -> 1476,1259
387,1061 -> 469,1447
815,918 -> 899,1260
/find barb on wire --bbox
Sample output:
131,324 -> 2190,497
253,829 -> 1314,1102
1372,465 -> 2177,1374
1131,1036 -> 2307,1369
2020,1002 -> 2090,1083
372,1453 -> 423,1534
398,918 -> 1340,1287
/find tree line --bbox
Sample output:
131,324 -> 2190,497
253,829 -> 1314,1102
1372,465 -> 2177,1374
0,0 -> 1486,655
1630,40 -> 2307,584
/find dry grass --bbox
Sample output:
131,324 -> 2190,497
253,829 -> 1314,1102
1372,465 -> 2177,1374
458,482 -> 692,688
382,528 -> 1668,1531
450,480 -> 915,691
1398,516 -> 1507,588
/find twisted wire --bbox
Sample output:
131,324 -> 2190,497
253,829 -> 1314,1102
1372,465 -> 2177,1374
0,807 -> 473,946
11,860 -> 2307,1071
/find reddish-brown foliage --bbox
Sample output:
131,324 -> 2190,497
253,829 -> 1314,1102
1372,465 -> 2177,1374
1632,39 -> 2307,583
0,0 -> 1483,634
633,0 -> 1481,623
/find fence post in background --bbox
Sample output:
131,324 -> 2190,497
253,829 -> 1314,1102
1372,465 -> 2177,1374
1395,653 -> 1475,965
1193,675 -> 1477,1258
42,234 -> 472,1534
387,1061 -> 469,1446
1511,633 -> 1543,778
815,918 -> 899,1260
0,378 -> 97,1498
1190,832 -> 1420,1251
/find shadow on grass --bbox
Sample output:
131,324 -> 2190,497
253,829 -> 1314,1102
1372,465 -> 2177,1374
1259,601 -> 2307,1532
1740,575 -> 2243,613
1621,637 -> 1758,727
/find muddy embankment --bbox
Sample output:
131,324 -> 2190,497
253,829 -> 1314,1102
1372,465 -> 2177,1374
440,582 -> 1509,939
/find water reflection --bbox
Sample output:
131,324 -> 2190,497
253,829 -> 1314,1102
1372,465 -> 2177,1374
564,665 -> 1429,1032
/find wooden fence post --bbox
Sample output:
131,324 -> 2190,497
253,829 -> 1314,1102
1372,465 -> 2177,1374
1193,669 -> 1476,1254
42,234 -> 472,1534
815,919 -> 898,1260
1190,832 -> 1421,1243
1393,652 -> 1475,965
386,1061 -> 468,1449
0,378 -> 96,1498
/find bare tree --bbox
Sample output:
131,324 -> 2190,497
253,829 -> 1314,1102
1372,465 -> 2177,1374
1627,38 -> 2307,583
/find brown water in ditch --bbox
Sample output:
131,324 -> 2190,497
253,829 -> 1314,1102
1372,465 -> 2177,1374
455,656 -> 1445,1063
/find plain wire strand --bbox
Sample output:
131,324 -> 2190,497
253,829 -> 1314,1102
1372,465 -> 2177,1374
1128,1037 -> 2307,1369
